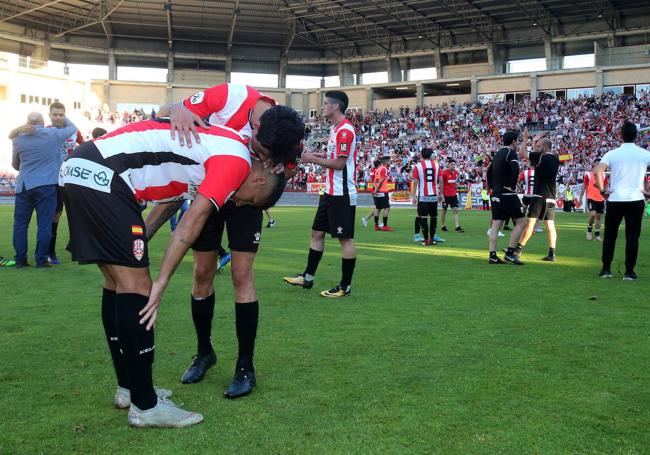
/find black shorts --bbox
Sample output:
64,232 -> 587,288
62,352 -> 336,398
55,186 -> 65,213
522,195 -> 533,207
587,199 -> 605,214
312,193 -> 356,239
527,197 -> 556,221
62,143 -> 149,267
491,193 -> 525,221
442,195 -> 459,209
373,195 -> 390,210
417,201 -> 438,217
192,201 -> 263,253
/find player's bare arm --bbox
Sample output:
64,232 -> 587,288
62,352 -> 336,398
594,162 -> 609,197
140,194 -> 215,330
144,200 -> 184,240
300,152 -> 347,170
517,127 -> 530,160
8,124 -> 36,139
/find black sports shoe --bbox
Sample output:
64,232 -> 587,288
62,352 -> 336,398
502,247 -> 522,258
224,367 -> 256,399
623,271 -> 638,281
455,226 -> 465,233
488,255 -> 506,264
598,269 -> 613,278
541,255 -> 556,262
181,351 -> 217,384
441,226 -> 448,232
504,254 -> 524,265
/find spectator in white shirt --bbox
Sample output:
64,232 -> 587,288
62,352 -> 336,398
595,121 -> 650,280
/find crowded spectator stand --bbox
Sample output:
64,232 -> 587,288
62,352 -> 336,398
296,92 -> 650,209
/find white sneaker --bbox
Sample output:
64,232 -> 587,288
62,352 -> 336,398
586,232 -> 592,240
486,229 -> 491,236
534,227 -> 544,233
498,231 -> 505,237
128,399 -> 203,428
361,217 -> 368,228
115,386 -> 173,409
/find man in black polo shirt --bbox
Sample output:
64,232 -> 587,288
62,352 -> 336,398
488,130 -> 527,264
514,130 -> 560,261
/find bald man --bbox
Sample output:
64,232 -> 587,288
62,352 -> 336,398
10,112 -> 77,267
514,131 -> 560,261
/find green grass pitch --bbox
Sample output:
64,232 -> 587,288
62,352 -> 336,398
0,204 -> 649,454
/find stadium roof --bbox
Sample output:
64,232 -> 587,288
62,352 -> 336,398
1,0 -> 650,66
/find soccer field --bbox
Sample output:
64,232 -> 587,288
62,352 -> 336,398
0,205 -> 648,454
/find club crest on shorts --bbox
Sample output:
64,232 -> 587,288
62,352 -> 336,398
253,232 -> 261,244
337,226 -> 343,234
133,239 -> 145,261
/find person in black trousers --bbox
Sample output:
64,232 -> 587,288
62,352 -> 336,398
595,121 -> 650,280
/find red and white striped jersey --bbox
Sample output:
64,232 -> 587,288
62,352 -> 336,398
183,83 -> 276,140
92,120 -> 251,209
325,119 -> 357,196
412,159 -> 440,199
518,169 -> 535,196
48,125 -> 84,162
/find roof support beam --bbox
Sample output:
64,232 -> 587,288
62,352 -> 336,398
54,0 -> 125,38
365,0 -> 440,48
434,0 -> 493,43
99,0 -> 114,45
0,0 -> 67,24
164,0 -> 173,50
226,0 -> 240,54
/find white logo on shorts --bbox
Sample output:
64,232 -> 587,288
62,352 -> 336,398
59,158 -> 114,193
337,226 -> 343,234
253,232 -> 261,244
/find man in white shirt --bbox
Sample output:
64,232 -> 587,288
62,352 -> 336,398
595,121 -> 650,280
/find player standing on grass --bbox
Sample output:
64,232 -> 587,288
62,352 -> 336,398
61,117 -> 287,428
411,148 -> 443,246
579,158 -> 607,241
488,131 -> 527,264
361,160 -> 380,228
372,155 -> 394,231
513,132 -> 560,261
440,159 -> 464,233
146,84 -> 304,397
283,91 -> 357,298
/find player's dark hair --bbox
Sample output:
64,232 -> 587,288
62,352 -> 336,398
448,158 -> 456,163
502,131 -> 519,146
620,121 -> 637,143
325,91 -> 349,113
260,176 -> 287,210
257,105 -> 305,165
421,148 -> 433,159
92,127 -> 107,139
49,101 -> 65,112
373,160 -> 381,168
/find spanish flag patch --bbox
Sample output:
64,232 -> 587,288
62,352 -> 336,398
132,225 -> 144,236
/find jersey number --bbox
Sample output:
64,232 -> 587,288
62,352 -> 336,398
425,168 -> 435,182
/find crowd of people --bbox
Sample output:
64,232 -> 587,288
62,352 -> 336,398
298,91 -> 650,196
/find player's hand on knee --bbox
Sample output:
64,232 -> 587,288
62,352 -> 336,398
139,281 -> 165,331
